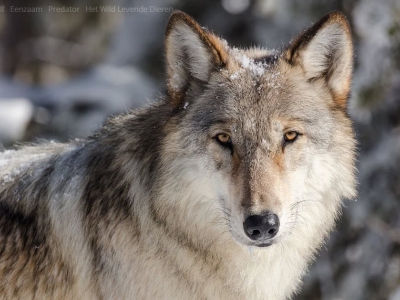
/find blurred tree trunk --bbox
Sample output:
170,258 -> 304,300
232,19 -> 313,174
1,0 -> 42,81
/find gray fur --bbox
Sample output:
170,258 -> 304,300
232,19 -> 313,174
0,11 -> 356,299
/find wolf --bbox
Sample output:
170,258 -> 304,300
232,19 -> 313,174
0,11 -> 356,300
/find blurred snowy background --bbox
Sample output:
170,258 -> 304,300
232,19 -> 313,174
0,0 -> 399,299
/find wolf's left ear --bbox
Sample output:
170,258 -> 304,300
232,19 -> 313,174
165,11 -> 228,107
284,12 -> 353,108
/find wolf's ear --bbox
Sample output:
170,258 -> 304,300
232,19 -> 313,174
284,12 -> 353,108
165,11 -> 228,107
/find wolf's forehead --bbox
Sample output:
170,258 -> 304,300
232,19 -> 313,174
227,47 -> 281,81
208,48 -> 292,131
229,47 -> 278,63
239,105 -> 281,137
226,75 -> 298,138
227,66 -> 286,120
226,49 -> 285,103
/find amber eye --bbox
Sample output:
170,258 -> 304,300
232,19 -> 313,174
216,133 -> 231,144
284,131 -> 299,143
215,133 -> 233,151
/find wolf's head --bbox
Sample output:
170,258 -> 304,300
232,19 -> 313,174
160,11 -> 356,248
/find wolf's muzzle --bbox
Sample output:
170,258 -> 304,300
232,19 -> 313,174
243,212 -> 279,242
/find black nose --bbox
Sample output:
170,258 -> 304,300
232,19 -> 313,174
243,212 -> 280,241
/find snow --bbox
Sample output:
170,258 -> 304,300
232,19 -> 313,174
171,73 -> 181,91
230,71 -> 240,80
0,98 -> 33,143
0,149 -> 30,186
234,53 -> 266,77
2,171 -> 21,186
238,54 -> 251,68
229,50 -> 283,88
0,142 -> 70,187
33,64 -> 157,140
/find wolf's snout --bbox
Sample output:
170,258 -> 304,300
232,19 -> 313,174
243,212 -> 280,241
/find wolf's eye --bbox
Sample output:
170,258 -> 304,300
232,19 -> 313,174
216,133 -> 231,144
284,131 -> 299,143
215,133 -> 233,150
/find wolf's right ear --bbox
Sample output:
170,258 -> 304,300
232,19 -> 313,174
165,11 -> 228,107
284,12 -> 353,109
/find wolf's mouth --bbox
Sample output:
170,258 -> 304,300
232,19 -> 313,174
256,242 -> 273,248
